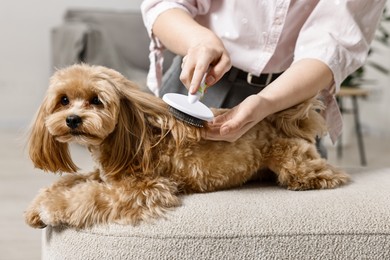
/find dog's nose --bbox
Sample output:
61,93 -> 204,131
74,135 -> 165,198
66,115 -> 82,129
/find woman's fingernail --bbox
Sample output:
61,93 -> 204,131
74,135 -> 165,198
206,75 -> 215,85
189,84 -> 195,94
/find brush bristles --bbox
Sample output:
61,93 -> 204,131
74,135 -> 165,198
168,106 -> 205,128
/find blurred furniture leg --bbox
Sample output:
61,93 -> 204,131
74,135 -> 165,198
336,87 -> 369,166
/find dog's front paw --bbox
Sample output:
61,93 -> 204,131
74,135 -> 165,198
25,194 -> 70,228
24,206 -> 47,229
24,203 -> 67,228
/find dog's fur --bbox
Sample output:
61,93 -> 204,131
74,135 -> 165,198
25,64 -> 349,229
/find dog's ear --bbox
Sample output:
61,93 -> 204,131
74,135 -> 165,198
94,66 -> 164,177
28,96 -> 78,173
100,97 -> 149,177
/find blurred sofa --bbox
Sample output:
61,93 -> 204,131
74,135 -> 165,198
51,9 -> 174,91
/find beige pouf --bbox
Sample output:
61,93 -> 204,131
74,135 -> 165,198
42,168 -> 390,259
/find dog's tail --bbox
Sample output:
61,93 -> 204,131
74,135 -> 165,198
267,97 -> 327,143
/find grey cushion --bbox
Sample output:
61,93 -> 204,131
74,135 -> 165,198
42,168 -> 390,259
51,9 -> 174,89
63,9 -> 151,71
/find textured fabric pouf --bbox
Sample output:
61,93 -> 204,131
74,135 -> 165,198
42,168 -> 390,259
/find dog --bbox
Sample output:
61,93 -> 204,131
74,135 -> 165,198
25,64 -> 349,229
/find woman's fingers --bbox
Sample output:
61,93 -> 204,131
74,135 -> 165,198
179,39 -> 231,92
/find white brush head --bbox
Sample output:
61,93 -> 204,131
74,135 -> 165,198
162,93 -> 214,121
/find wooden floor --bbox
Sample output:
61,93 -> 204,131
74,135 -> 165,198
0,128 -> 389,260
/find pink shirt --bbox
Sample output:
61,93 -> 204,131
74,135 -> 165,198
141,0 -> 385,143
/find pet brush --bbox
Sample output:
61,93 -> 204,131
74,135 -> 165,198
162,73 -> 214,127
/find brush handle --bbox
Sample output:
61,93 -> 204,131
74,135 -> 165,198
188,73 -> 208,104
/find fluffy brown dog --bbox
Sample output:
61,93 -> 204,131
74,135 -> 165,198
25,64 -> 349,229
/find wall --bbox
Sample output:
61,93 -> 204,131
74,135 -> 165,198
0,0 -> 142,128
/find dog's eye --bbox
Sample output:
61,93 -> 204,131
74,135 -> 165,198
60,96 -> 69,106
91,96 -> 102,105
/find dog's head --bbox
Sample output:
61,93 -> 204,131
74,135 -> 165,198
28,64 -> 178,174
43,65 -> 121,145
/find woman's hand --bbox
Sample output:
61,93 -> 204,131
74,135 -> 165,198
204,95 -> 268,142
180,38 -> 231,94
152,8 -> 231,93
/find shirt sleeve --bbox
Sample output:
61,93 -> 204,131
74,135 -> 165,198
141,0 -> 211,95
293,0 -> 386,93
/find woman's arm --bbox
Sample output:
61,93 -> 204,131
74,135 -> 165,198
205,58 -> 333,141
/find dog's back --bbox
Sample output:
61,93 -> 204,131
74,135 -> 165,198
155,97 -> 327,192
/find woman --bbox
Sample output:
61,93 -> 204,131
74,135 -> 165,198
141,0 -> 385,144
